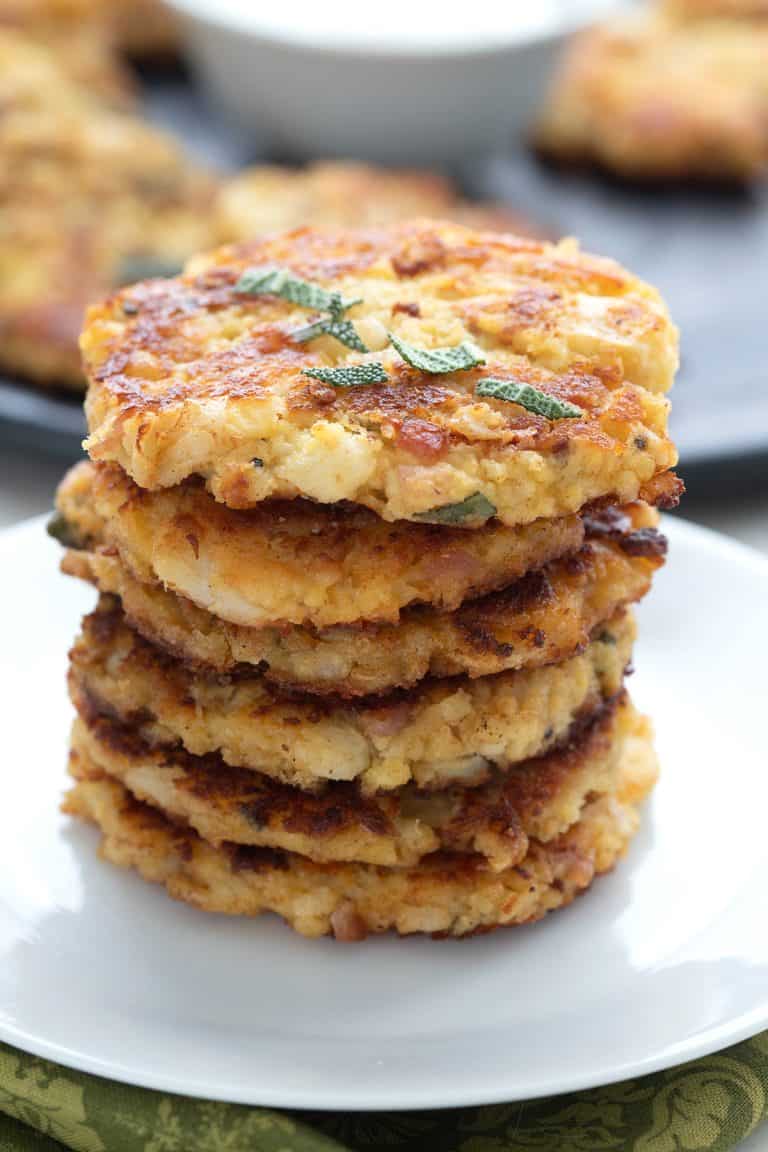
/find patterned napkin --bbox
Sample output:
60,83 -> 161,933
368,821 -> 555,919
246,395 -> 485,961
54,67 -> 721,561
0,1033 -> 767,1151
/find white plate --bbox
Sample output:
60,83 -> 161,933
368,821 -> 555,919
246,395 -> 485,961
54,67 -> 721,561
1,515 -> 767,1112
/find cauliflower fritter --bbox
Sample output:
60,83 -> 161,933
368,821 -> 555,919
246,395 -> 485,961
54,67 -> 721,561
57,460 -> 584,628
60,503 -> 666,696
664,0 -> 768,17
82,220 -> 678,526
535,13 -> 768,181
68,598 -> 633,794
0,2 -> 134,106
216,162 -> 538,244
69,694 -> 633,871
63,703 -> 657,938
0,29 -> 216,389
110,0 -> 177,58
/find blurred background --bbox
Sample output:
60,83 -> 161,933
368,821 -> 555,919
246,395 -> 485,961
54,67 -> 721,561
1,0 -> 766,552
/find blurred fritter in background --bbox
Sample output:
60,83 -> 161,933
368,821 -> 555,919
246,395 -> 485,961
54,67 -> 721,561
0,0 -> 766,527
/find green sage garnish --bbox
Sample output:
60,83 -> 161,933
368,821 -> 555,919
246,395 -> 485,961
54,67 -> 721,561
476,378 -> 582,420
294,317 -> 368,353
303,363 -> 388,388
235,265 -> 360,315
388,332 -> 485,374
235,264 -> 368,353
414,492 -> 497,526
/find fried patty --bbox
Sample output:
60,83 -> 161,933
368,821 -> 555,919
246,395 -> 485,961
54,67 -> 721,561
82,220 -> 678,525
110,0 -> 177,57
63,704 -> 657,938
216,162 -> 539,244
535,13 -> 768,181
0,5 -> 134,107
57,460 -> 585,628
0,34 -> 216,389
69,693 -> 633,871
68,598 -> 633,793
664,0 -> 768,17
61,503 -> 664,696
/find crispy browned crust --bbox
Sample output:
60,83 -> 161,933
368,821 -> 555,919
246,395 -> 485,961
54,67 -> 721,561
81,220 -> 677,524
60,502 -> 665,696
67,594 -> 634,793
68,692 -> 633,871
63,706 -> 657,938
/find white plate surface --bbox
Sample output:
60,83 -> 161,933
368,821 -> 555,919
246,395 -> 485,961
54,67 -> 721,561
1,515 -> 767,1111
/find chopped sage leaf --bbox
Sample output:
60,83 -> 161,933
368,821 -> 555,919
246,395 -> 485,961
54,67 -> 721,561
414,492 -> 497,526
476,378 -> 583,419
303,363 -> 388,387
388,332 -> 485,374
46,512 -> 80,549
235,265 -> 359,315
294,317 -> 369,353
116,255 -> 182,286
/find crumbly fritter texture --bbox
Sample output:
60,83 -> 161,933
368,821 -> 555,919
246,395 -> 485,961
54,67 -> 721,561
81,220 -> 678,525
0,30 -> 215,389
0,5 -> 134,107
68,597 -> 633,793
68,694 -> 633,871
57,460 -> 585,628
61,503 -> 665,696
216,162 -> 539,245
63,705 -> 658,938
535,13 -> 768,181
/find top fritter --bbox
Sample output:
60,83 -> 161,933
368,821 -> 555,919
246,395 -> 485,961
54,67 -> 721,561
81,220 -> 678,527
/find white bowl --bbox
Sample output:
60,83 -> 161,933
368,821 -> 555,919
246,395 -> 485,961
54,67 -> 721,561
167,0 -> 626,166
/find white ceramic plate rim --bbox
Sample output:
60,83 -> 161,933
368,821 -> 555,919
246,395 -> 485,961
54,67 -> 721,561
5,985 -> 768,1112
1,514 -> 768,1112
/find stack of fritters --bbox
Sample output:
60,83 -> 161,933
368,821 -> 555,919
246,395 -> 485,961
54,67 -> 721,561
54,219 -> 680,939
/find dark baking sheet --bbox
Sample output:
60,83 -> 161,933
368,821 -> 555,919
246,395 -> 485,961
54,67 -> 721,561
2,68 -> 766,481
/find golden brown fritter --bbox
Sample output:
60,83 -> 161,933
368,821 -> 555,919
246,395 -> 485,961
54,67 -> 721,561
535,13 -> 768,181
81,220 -> 678,525
60,502 -> 666,696
216,162 -> 539,244
0,30 -> 216,389
63,703 -> 657,938
0,3 -> 134,106
109,0 -> 177,58
57,460 -> 585,628
69,694 -> 633,871
68,598 -> 633,793
663,0 -> 768,18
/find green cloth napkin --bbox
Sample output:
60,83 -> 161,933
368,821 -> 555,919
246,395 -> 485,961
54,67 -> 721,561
1,1034 -> 767,1152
